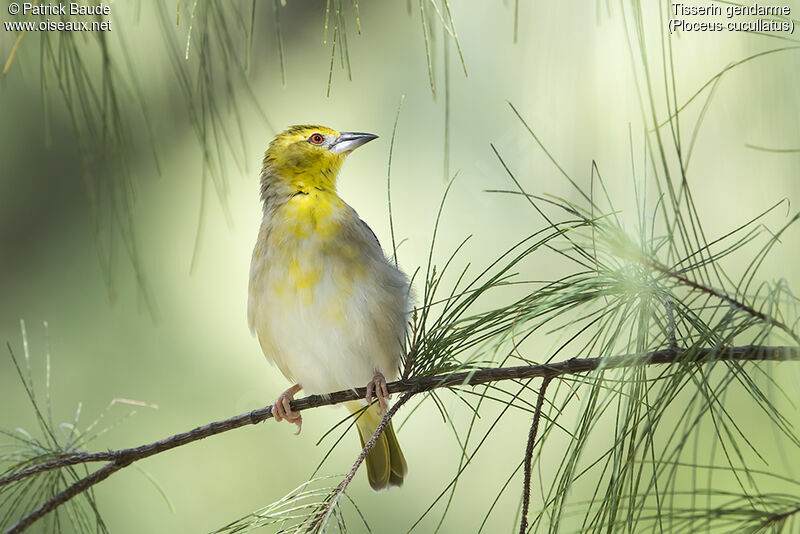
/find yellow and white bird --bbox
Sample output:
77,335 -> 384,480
248,125 -> 408,490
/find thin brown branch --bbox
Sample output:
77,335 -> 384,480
402,344 -> 416,380
3,344 -> 798,533
662,295 -> 678,350
519,376 -> 551,534
0,452 -> 114,488
308,390 -> 416,532
759,505 -> 800,529
649,260 -> 800,345
6,463 -> 124,534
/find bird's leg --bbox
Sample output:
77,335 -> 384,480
365,372 -> 391,413
273,384 -> 303,435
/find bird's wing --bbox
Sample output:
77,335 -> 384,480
247,224 -> 271,335
359,218 -> 382,248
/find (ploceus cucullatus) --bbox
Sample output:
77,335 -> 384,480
248,124 -> 408,490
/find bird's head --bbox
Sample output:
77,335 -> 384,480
260,125 -> 378,198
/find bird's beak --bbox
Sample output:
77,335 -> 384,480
330,132 -> 378,154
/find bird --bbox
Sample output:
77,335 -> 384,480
248,124 -> 409,491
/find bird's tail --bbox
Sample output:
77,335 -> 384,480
346,401 -> 407,491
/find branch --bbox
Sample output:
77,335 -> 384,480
519,376 -> 551,534
662,295 -> 678,350
310,390 -> 416,531
649,260 -> 800,345
3,344 -> 798,533
760,505 -> 800,529
6,463 -> 123,534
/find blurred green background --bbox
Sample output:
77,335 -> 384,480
2,1 -> 800,532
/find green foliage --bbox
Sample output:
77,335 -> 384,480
399,112 -> 799,532
0,321 -> 150,532
214,477 -> 370,534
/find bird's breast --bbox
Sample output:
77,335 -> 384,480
260,195 -> 363,306
248,201 -> 409,393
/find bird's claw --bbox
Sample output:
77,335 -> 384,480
273,385 -> 303,435
365,373 -> 391,413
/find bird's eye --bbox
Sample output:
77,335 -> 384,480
309,133 -> 324,145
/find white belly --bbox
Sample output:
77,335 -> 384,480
248,220 -> 408,395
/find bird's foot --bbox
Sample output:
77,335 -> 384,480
365,373 -> 391,414
273,384 -> 303,435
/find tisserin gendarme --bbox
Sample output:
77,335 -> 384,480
248,125 -> 408,490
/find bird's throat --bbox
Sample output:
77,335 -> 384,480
275,189 -> 345,240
